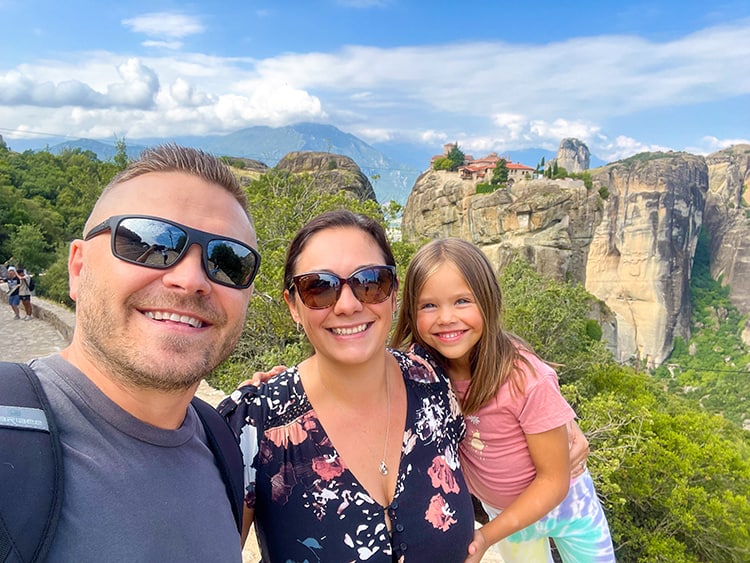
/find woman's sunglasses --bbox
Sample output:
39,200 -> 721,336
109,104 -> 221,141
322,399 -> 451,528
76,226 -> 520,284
84,215 -> 261,289
289,265 -> 397,309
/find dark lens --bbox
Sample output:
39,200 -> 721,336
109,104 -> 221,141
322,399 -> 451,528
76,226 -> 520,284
351,267 -> 394,304
207,240 -> 258,287
295,273 -> 340,309
114,218 -> 186,266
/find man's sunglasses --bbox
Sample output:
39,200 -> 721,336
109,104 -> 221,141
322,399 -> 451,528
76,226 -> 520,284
289,265 -> 397,309
84,215 -> 261,289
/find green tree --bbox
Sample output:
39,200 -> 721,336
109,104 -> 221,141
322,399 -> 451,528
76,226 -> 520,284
535,156 -> 545,174
113,137 -> 129,171
490,158 -> 509,186
446,144 -> 465,170
499,259 -> 611,383
432,156 -> 454,171
496,259 -> 750,561
39,243 -> 75,307
9,223 -> 53,274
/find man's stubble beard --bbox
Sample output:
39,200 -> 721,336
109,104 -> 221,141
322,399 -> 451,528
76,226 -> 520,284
75,267 -> 243,392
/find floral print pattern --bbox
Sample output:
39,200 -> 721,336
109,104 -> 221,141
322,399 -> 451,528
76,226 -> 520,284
219,347 -> 474,562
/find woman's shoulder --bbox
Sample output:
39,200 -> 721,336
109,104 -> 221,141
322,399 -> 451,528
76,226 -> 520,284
390,346 -> 448,386
218,367 -> 304,420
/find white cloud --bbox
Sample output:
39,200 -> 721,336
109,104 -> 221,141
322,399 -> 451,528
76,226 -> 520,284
105,58 -> 159,107
419,130 -> 448,144
596,135 -> 672,162
214,82 -> 325,127
142,40 -> 183,50
122,12 -> 204,39
163,77 -> 210,107
0,57 -> 159,109
1,18 -> 748,157
687,135 -> 750,155
250,20 -> 750,125
353,127 -> 393,142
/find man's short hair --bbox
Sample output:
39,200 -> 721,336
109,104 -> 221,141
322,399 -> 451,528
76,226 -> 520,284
102,144 -> 249,217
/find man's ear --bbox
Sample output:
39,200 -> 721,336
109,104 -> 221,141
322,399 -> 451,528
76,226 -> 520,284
67,240 -> 84,302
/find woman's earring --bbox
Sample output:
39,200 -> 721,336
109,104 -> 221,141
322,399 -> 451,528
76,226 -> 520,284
296,322 -> 302,333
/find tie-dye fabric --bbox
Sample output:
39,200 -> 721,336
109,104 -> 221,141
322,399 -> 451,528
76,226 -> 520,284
482,469 -> 616,563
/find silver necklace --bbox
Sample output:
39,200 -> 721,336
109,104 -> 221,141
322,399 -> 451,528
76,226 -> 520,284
379,359 -> 391,477
317,356 -> 393,477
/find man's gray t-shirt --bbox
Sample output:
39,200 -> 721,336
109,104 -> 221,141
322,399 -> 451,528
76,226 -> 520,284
31,354 -> 242,562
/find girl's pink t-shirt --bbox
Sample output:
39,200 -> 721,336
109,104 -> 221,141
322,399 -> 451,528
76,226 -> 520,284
452,348 -> 575,510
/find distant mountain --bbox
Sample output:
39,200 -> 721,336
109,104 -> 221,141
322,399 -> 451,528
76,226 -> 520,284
195,123 -> 422,204
6,124 -> 420,204
47,139 -> 146,161
4,123 -> 606,203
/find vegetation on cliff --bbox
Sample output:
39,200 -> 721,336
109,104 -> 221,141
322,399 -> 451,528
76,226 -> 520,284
653,229 -> 750,427
1,145 -> 749,562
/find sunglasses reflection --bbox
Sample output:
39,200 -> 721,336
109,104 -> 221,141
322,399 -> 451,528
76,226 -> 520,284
90,215 -> 260,288
131,243 -> 172,265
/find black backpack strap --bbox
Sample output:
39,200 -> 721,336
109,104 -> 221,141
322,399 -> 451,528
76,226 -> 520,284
191,397 -> 244,533
0,362 -> 63,563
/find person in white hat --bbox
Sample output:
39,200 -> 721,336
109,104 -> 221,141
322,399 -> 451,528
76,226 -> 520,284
5,266 -> 21,319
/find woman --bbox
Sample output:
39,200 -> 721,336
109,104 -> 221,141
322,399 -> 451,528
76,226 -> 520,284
5,266 -> 21,319
219,210 -> 475,561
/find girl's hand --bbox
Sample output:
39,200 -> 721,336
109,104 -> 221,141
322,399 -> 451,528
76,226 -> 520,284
465,529 -> 489,563
238,365 -> 288,388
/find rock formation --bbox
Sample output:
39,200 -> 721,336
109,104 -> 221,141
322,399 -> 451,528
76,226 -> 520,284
402,149 -> 710,368
275,151 -> 377,202
556,138 -> 590,173
401,171 -> 602,284
586,153 -> 708,367
704,145 -> 750,342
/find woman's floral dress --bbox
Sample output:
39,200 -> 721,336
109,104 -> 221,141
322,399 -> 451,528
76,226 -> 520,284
219,348 -> 474,562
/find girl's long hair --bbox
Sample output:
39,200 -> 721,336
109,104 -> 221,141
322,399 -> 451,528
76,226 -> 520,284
391,238 -> 536,415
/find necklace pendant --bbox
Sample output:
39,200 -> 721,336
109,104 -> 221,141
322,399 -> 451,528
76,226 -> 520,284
379,461 -> 389,476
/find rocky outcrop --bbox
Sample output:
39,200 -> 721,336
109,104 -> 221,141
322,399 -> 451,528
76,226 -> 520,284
586,153 -> 708,367
402,151 -> 709,368
275,151 -> 377,202
232,157 -> 268,173
704,145 -> 750,343
402,171 -> 602,284
556,138 -> 590,173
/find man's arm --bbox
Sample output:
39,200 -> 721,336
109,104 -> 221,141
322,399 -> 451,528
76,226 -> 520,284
568,419 -> 590,479
241,507 -> 255,546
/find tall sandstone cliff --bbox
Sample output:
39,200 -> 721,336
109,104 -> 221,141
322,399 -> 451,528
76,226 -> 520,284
586,153 -> 707,366
556,138 -> 591,173
704,145 -> 750,342
402,151 -> 711,368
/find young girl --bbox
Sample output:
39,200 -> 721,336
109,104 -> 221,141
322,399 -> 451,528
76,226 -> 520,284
391,238 -> 615,563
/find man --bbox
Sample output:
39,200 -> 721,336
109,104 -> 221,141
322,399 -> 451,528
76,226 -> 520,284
15,265 -> 33,320
21,144 -> 260,561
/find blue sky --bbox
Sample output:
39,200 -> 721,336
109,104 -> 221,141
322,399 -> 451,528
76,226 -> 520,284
0,0 -> 748,161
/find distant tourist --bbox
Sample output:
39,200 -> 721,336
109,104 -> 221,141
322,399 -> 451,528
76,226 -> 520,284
5,265 -> 21,319
15,265 -> 34,320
